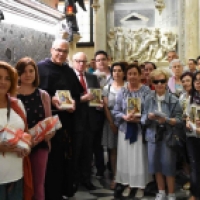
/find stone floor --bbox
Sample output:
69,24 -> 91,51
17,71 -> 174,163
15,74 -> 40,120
66,171 -> 190,200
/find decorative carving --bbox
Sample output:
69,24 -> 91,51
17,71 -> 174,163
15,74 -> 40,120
107,27 -> 177,63
92,0 -> 100,12
155,0 -> 165,15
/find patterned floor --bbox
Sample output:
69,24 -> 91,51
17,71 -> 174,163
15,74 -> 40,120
67,172 -> 190,200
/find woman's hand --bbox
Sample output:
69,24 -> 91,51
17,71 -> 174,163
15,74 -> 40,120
148,113 -> 156,120
109,122 -> 118,134
45,131 -> 56,141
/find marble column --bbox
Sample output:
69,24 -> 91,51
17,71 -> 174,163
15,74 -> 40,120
185,0 -> 199,61
92,0 -> 107,52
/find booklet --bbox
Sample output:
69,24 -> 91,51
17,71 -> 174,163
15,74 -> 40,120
56,90 -> 73,109
127,97 -> 141,116
154,110 -> 167,118
189,105 -> 197,123
89,88 -> 102,107
196,107 -> 200,128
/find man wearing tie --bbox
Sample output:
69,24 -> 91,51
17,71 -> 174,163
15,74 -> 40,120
72,52 -> 101,190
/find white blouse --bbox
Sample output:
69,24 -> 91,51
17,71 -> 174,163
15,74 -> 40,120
0,100 -> 25,184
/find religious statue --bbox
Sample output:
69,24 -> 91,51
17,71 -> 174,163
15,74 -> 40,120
107,28 -> 116,61
64,0 -> 86,41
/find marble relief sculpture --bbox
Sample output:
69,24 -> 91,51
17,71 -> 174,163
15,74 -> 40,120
107,27 -> 177,63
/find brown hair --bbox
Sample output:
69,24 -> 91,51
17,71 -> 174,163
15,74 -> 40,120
15,57 -> 39,87
0,61 -> 18,95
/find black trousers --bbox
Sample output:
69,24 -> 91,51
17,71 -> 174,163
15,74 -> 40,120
187,137 -> 200,198
45,129 -> 73,200
93,112 -> 105,174
72,128 -> 96,184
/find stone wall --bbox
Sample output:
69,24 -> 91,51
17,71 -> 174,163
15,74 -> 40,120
0,23 -> 55,66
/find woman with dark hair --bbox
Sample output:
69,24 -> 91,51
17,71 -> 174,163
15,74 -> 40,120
102,62 -> 125,189
0,61 -> 31,200
186,71 -> 200,200
15,57 -> 53,200
112,64 -> 150,199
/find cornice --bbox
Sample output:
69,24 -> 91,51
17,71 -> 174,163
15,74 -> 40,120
0,0 -> 65,25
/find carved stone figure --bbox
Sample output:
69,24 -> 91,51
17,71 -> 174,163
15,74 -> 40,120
107,28 -> 116,61
107,27 -> 177,63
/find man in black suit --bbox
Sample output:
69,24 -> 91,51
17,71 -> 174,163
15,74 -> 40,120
72,52 -> 102,190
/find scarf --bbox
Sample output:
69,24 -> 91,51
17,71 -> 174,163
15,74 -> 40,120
125,122 -> 138,144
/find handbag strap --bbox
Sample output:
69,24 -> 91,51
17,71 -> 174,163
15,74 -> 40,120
168,94 -> 178,118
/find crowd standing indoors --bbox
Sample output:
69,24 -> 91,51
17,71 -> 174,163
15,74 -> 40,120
1,42 -> 200,200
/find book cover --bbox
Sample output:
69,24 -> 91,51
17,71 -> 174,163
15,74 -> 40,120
89,88 -> 102,107
127,97 -> 141,116
56,90 -> 73,109
196,107 -> 200,128
189,105 -> 196,123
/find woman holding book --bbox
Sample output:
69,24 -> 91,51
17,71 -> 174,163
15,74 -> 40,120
102,62 -> 125,189
142,68 -> 182,200
112,64 -> 151,199
0,61 -> 30,200
186,71 -> 200,200
15,57 -> 53,200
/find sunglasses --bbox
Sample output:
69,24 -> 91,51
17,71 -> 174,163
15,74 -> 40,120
153,79 -> 167,84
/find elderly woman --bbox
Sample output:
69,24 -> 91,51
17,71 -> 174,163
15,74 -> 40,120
142,68 -> 182,200
186,71 -> 200,200
112,64 -> 150,199
168,59 -> 184,97
0,61 -> 31,200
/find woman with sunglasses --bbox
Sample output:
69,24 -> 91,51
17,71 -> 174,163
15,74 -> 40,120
142,68 -> 182,200
186,71 -> 200,200
112,64 -> 150,199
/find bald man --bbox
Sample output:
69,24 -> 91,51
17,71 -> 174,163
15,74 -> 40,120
37,39 -> 83,200
72,52 -> 101,190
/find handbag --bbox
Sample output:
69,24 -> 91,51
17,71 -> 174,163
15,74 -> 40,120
165,94 -> 186,150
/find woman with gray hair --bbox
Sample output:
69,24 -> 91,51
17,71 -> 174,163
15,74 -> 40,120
142,68 -> 183,200
168,59 -> 184,97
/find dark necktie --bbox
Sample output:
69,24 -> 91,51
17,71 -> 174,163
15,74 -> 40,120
79,73 -> 87,94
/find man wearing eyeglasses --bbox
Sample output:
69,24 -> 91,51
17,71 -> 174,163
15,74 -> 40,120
72,52 -> 102,191
37,39 -> 83,200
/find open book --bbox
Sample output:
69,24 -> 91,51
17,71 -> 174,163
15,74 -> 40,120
127,97 -> 141,116
56,90 -> 73,109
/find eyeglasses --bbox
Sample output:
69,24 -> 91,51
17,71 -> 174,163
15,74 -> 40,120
152,79 -> 167,84
53,48 -> 69,54
74,59 -> 87,64
95,58 -> 107,62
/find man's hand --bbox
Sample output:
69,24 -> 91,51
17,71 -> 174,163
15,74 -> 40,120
52,96 -> 76,112
81,93 -> 94,102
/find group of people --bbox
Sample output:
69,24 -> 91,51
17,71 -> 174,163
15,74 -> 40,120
0,38 -> 200,200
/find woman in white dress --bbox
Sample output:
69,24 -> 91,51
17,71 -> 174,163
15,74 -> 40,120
112,64 -> 151,199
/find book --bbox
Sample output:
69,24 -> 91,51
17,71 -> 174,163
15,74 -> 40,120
56,90 -> 73,109
189,105 -> 197,123
127,97 -> 141,116
89,88 -> 102,107
154,110 -> 167,118
195,107 -> 200,128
